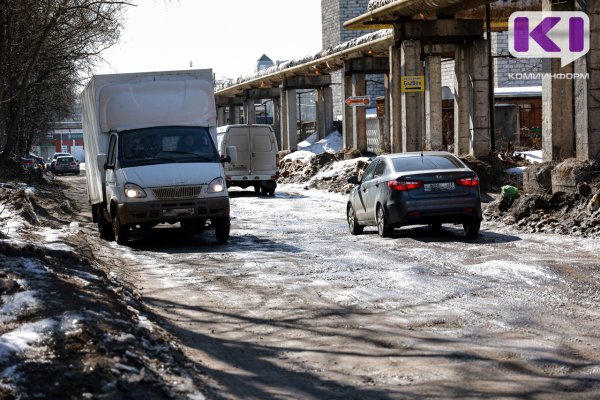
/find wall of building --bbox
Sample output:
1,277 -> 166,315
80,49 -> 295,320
442,32 -> 543,92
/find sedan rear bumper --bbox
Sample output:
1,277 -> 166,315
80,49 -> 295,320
385,195 -> 482,226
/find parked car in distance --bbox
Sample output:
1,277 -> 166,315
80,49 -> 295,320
53,155 -> 80,175
346,151 -> 482,238
21,153 -> 44,170
46,152 -> 71,172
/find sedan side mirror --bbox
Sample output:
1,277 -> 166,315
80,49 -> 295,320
347,176 -> 359,185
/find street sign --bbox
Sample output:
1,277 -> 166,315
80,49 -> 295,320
401,76 -> 425,93
345,96 -> 371,107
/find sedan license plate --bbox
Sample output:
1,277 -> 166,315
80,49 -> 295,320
163,208 -> 195,217
424,182 -> 455,192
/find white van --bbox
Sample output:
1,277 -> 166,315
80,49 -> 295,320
217,124 -> 279,196
82,70 -> 236,245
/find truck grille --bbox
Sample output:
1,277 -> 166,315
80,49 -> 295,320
152,186 -> 201,200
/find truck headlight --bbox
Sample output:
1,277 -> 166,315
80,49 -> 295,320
124,183 -> 147,198
207,177 -> 225,193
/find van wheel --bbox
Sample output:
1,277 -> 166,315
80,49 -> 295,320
113,213 -> 130,245
213,217 -> 230,244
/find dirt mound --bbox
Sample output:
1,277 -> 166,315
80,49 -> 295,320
279,151 -> 370,193
485,182 -> 600,237
0,181 -> 213,399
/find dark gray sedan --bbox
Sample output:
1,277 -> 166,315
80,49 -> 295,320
346,152 -> 482,238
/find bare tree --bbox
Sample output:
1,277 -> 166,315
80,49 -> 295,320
0,0 -> 131,170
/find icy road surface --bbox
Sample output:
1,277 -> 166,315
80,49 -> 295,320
65,176 -> 600,399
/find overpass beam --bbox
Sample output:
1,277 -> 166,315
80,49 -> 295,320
425,55 -> 443,151
281,89 -> 298,151
352,73 -> 367,152
343,74 -> 354,149
217,107 -> 226,127
401,40 -> 424,152
575,1 -> 600,160
542,0 -> 575,161
316,86 -> 333,140
244,98 -> 256,125
389,44 -> 403,153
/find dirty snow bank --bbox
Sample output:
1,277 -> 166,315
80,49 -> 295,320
0,181 -> 210,399
484,158 -> 600,237
279,131 -> 370,193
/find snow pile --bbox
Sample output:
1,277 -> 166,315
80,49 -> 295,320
297,131 -> 344,156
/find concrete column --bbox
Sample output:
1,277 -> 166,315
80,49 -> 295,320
217,107 -> 226,127
352,73 -> 367,152
542,59 -> 574,161
389,44 -> 403,152
470,40 -> 491,156
454,44 -> 471,156
575,2 -> 600,160
285,89 -> 298,151
232,105 -> 241,125
280,90 -> 289,150
273,98 -> 282,150
244,98 -> 256,125
343,74 -> 354,148
316,86 -> 333,139
401,40 -> 424,152
383,72 -> 391,153
425,55 -> 443,150
541,0 -> 575,161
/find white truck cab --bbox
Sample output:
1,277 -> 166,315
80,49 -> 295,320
217,124 -> 279,196
82,70 -> 235,245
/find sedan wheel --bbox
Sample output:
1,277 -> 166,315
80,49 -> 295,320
463,220 -> 481,238
376,205 -> 393,238
347,204 -> 363,235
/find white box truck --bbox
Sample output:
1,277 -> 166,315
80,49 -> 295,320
217,124 -> 279,196
82,69 -> 236,245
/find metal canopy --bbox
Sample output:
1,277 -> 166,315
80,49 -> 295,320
344,0 -> 541,31
343,0 -> 499,30
215,30 -> 393,98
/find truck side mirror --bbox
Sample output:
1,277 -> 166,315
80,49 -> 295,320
226,146 -> 237,164
97,154 -> 109,170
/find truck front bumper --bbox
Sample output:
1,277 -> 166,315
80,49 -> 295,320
117,196 -> 230,225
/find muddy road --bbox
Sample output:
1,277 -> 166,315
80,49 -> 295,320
61,173 -> 600,399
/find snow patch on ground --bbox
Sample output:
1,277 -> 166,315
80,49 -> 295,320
0,319 -> 58,361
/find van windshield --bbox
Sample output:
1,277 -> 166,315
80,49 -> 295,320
119,126 -> 219,168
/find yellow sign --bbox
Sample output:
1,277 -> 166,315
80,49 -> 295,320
401,76 -> 425,93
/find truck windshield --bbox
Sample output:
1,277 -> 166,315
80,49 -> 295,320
119,126 -> 220,168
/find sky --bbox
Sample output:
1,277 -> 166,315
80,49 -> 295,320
96,0 -> 323,80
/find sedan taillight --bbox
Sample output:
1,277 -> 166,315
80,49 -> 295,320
388,180 -> 423,191
455,176 -> 479,187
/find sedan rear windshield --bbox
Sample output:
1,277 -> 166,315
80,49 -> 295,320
392,155 -> 466,172
58,157 -> 74,163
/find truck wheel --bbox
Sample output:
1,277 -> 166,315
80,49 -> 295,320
113,213 -> 130,245
213,218 -> 230,244
254,185 -> 260,194
267,188 -> 275,196
98,214 -> 115,241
